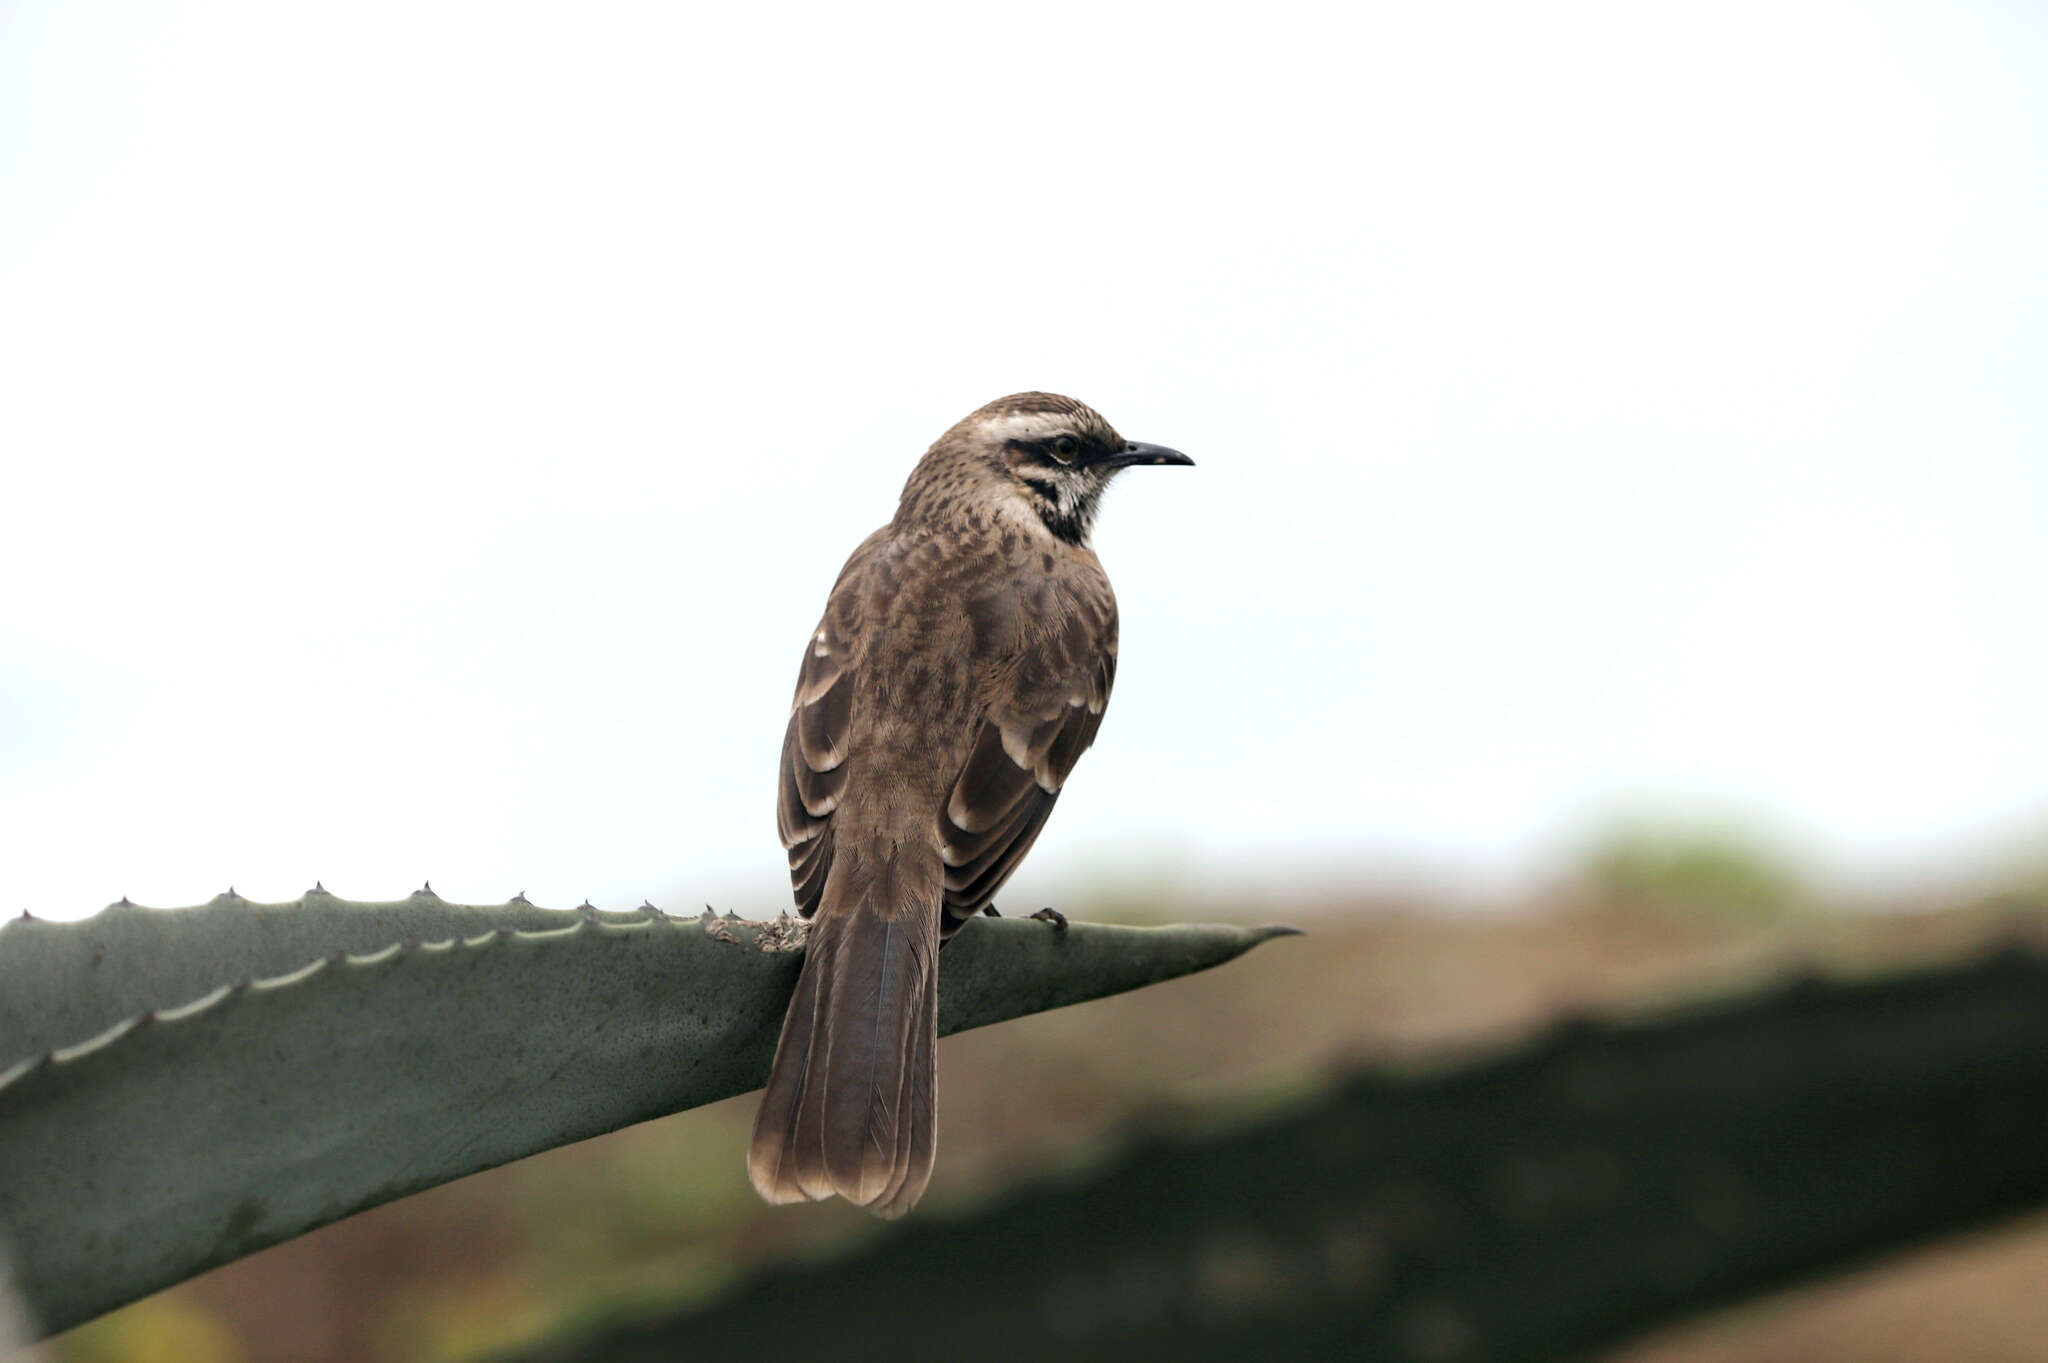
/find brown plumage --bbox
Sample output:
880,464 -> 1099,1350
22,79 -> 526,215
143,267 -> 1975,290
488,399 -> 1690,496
749,392 -> 1193,1217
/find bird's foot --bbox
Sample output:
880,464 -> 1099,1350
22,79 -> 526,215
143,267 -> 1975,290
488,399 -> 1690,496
982,904 -> 1001,918
1029,907 -> 1068,931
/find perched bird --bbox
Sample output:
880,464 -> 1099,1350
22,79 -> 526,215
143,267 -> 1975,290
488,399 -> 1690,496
749,392 -> 1192,1217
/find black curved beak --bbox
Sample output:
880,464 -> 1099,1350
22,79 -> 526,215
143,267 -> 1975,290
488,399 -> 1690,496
1100,441 -> 1195,470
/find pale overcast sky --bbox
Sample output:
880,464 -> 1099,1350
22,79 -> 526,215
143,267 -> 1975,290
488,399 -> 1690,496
2,1 -> 2044,919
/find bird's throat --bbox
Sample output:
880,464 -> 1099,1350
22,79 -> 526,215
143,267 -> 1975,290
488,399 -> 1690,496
1019,474 -> 1098,547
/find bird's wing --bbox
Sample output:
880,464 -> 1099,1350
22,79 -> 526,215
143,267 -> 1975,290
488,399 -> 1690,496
776,549 -> 876,918
938,592 -> 1118,927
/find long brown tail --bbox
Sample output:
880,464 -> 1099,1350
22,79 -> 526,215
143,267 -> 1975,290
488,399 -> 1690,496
747,864 -> 939,1218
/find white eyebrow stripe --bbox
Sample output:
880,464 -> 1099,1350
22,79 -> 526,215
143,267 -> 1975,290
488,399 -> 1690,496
980,411 -> 1073,442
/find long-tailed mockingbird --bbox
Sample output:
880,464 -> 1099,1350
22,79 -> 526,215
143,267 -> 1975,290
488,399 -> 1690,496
749,392 -> 1192,1216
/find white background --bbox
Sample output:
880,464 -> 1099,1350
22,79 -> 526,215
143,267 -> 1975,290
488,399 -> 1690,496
3,1 -> 2044,918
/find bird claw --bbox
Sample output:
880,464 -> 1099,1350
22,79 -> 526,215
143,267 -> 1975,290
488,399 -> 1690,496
1029,907 -> 1068,931
982,904 -> 1001,918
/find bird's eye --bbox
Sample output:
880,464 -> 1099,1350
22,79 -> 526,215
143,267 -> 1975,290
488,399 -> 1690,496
1050,435 -> 1079,464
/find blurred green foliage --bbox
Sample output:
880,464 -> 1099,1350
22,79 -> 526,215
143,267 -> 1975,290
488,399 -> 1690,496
62,1297 -> 243,1363
1580,821 -> 1809,920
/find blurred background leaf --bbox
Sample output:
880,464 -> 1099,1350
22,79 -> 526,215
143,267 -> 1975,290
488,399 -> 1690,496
493,942 -> 2048,1363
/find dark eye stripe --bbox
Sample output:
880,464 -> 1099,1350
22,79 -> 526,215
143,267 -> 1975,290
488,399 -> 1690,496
1007,438 -> 1077,463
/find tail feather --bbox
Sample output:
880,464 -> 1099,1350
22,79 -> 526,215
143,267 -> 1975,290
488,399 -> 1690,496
877,966 -> 937,1218
785,930 -> 839,1201
748,864 -> 940,1217
745,934 -> 829,1204
822,914 -> 918,1204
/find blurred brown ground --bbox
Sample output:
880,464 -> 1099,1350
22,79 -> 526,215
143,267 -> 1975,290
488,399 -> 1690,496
48,877 -> 2048,1363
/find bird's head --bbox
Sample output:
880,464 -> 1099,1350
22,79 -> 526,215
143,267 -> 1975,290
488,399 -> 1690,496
909,392 -> 1193,546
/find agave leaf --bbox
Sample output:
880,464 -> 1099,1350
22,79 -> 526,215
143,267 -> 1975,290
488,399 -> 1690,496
0,896 -> 1294,1338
